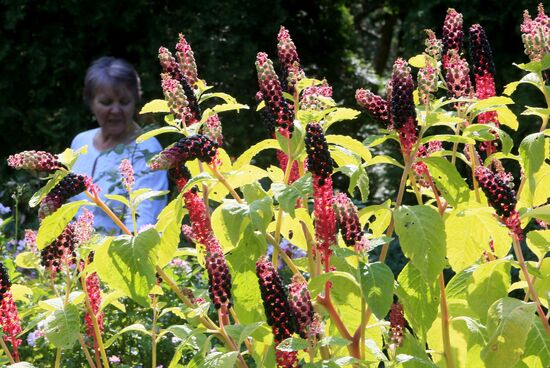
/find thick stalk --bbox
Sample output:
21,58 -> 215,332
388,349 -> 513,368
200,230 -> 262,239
512,235 -> 550,338
78,334 -> 97,368
265,233 -> 306,283
151,294 -> 158,368
439,273 -> 456,368
55,348 -> 61,368
209,166 -> 244,204
467,144 -> 481,202
85,191 -> 132,236
230,307 -> 254,355
0,338 -> 15,365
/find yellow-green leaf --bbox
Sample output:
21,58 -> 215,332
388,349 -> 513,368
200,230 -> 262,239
36,200 -> 91,250
140,99 -> 170,114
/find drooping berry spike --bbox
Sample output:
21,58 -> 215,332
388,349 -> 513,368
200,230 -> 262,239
0,262 -> 22,360
300,80 -> 333,111
40,222 -> 77,275
424,29 -> 443,61
38,173 -> 90,219
7,150 -> 64,172
474,166 -> 522,236
520,4 -> 549,63
417,63 -> 438,106
175,34 -> 199,86
287,274 -> 315,339
355,89 -> 390,125
148,134 -> 218,171
256,257 -> 297,368
442,8 -> 464,68
333,193 -> 364,247
256,52 -> 294,138
389,302 -> 405,347
277,26 -> 304,94
444,50 -> 473,99
84,271 -> 104,338
205,248 -> 233,310
305,123 -> 333,179
201,113 -> 224,146
161,73 -> 198,126
390,58 -> 418,153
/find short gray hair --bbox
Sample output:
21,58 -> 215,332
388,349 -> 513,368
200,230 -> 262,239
83,56 -> 142,107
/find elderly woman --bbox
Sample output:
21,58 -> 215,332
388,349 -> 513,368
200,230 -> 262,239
70,57 -> 168,234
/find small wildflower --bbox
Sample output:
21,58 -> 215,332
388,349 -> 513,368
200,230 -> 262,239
84,272 -> 104,338
0,203 -> 11,215
183,187 -> 212,245
201,113 -> 224,146
73,208 -> 94,246
424,29 -> 443,60
108,355 -> 121,364
300,80 -> 333,111
161,73 -> 197,126
520,4 -> 550,63
24,229 -> 38,253
417,63 -> 438,105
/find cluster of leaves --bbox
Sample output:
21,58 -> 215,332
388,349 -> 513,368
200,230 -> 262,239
1,4 -> 550,368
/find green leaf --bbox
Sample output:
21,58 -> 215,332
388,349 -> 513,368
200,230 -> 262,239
481,298 -> 537,368
272,173 -> 312,217
95,228 -> 161,307
513,318 -> 550,368
521,106 -> 550,122
212,102 -> 249,114
319,336 -> 351,347
396,262 -> 440,341
209,165 -> 269,202
466,96 -> 514,115
423,157 -> 469,208
103,323 -> 151,348
504,72 -> 542,95
363,134 -> 392,148
139,99 -> 170,114
526,230 -> 550,261
131,189 -> 169,208
519,132 -> 545,177
358,262 -> 394,319
211,200 -> 249,250
496,106 -> 519,130
296,78 -> 323,94
463,124 -> 497,141
225,322 -> 264,348
181,172 -> 216,193
199,92 -> 238,105
15,252 -> 39,269
308,271 -> 361,298
396,331 -> 438,367
155,193 -> 185,267
366,155 -> 404,168
104,194 -> 130,208
337,164 -> 370,201
136,126 -> 180,143
521,205 -> 550,223
529,258 -> 550,308
323,108 -> 360,131
394,205 -> 446,282
36,200 -> 90,250
467,260 -> 511,322
445,206 -> 512,272
29,171 -> 67,208
326,134 -> 372,163
277,337 -> 310,352
203,352 -> 239,368
43,303 -> 80,349
420,134 -> 475,145
233,139 -> 279,169
358,203 -> 392,237
243,183 -> 273,234
408,54 -> 426,68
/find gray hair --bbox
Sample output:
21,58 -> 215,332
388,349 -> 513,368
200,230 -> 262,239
83,56 -> 142,107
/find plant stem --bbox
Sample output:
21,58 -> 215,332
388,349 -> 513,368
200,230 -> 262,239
439,273 -> 456,368
273,146 -> 295,269
151,294 -> 158,368
512,234 -> 550,338
209,166 -> 244,204
467,144 -> 481,202
0,337 -> 15,365
230,307 -> 254,355
264,233 -> 306,283
85,191 -> 132,236
55,348 -> 61,368
78,333 -> 97,368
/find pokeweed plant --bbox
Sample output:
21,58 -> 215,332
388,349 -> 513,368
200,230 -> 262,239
2,4 -> 550,368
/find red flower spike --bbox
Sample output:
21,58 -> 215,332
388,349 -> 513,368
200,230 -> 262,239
305,123 -> 333,179
183,187 -> 213,245
0,262 -> 23,358
256,52 -> 294,138
390,59 -> 418,153
389,302 -> 405,347
444,50 -> 473,99
277,26 -> 304,94
474,166 -> 522,237
256,257 -> 297,368
7,150 -> 63,172
148,135 -> 218,171
288,274 -> 315,339
355,89 -> 390,125
520,4 -> 549,63
424,29 -> 443,61
175,34 -> 199,86
313,175 -> 336,265
38,174 -> 90,219
205,248 -> 232,310
333,193 -> 364,247
442,8 -> 464,68
84,272 -> 104,337
40,222 -> 77,274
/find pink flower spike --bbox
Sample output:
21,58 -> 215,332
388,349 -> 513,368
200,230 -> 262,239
119,159 -> 135,192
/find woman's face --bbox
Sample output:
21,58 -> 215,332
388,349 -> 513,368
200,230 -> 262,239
91,83 -> 136,138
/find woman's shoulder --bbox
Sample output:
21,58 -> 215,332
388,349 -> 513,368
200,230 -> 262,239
71,128 -> 100,149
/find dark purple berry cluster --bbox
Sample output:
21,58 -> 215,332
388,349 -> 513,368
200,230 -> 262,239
149,135 -> 218,171
468,24 -> 496,78
206,250 -> 232,310
333,193 -> 363,247
305,123 -> 333,179
38,174 -> 89,219
288,275 -> 314,339
0,262 -> 11,300
442,8 -> 464,59
390,59 -> 417,130
40,223 -> 77,273
475,166 -> 517,217
355,89 -> 390,126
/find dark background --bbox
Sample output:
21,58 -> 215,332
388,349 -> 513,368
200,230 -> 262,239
0,0 -> 540,199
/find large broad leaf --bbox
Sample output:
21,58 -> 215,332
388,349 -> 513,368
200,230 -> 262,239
139,99 -> 170,114
519,132 -> 545,181
225,322 -> 264,349
530,258 -> 550,308
233,139 -> 279,169
396,331 -> 437,368
272,173 -> 312,217
467,259 -> 511,323
445,205 -> 512,272
209,165 -> 268,202
358,262 -> 394,320
526,230 -> 550,261
518,163 -> 550,208
394,205 -> 446,282
203,352 -> 239,368
423,157 -> 469,208
211,200 -> 249,251
326,134 -> 372,163
43,303 -> 80,350
155,193 -> 185,267
136,126 -> 180,143
396,262 -> 440,341
95,228 -> 161,307
513,318 -> 550,368
36,200 -> 91,250
481,298 -> 537,368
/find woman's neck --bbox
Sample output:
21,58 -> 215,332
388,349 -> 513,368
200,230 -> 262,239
93,123 -> 140,151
